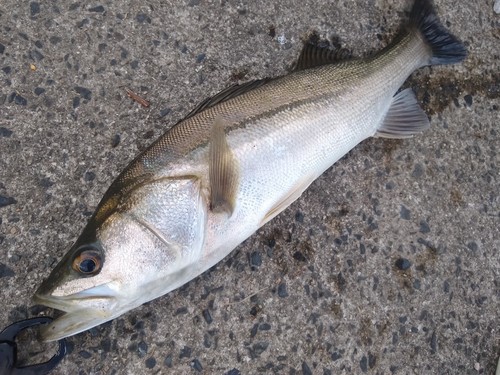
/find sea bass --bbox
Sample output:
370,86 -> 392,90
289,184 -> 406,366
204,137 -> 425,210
34,0 -> 466,341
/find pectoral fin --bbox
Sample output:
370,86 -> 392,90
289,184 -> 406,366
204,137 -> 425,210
260,175 -> 313,226
209,117 -> 239,215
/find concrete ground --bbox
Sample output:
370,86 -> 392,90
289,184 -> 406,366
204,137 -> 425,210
1,0 -> 498,374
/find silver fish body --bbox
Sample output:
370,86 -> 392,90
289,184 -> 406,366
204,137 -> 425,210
34,0 -> 466,341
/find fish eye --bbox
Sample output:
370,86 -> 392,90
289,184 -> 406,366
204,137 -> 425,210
72,247 -> 102,275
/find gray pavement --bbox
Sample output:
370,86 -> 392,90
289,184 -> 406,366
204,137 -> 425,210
0,0 -> 499,374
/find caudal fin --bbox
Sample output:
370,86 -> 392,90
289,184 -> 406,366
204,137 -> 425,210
410,0 -> 467,65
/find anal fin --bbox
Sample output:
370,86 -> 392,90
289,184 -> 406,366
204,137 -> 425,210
375,88 -> 430,139
209,117 -> 239,215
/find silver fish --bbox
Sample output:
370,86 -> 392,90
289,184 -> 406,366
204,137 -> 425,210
34,0 -> 466,341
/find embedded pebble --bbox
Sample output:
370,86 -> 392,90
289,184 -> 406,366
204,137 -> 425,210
159,107 -> 171,118
136,13 -> 151,23
0,127 -> 13,137
464,94 -> 473,107
191,358 -> 203,372
137,341 -> 148,357
145,357 -> 156,369
0,196 -> 17,207
277,283 -> 289,298
14,94 -> 27,106
395,258 -> 412,270
202,308 -> 213,324
179,346 -> 192,359
360,355 -> 368,373
34,87 -> 45,95
164,354 -> 173,367
302,361 -> 312,375
75,86 -> 92,99
89,5 -> 105,12
0,263 -> 15,278
78,350 -> 92,359
412,163 -> 424,178
49,36 -> 61,45
111,134 -> 121,148
419,220 -> 430,233
196,53 -> 206,63
84,171 -> 96,182
30,2 -> 40,16
400,205 -> 411,220
249,251 -> 262,269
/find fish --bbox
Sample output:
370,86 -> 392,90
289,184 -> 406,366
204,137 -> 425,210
33,0 -> 466,341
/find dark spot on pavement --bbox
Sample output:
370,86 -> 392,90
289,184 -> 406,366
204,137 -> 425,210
292,251 -> 307,262
408,72 -> 499,115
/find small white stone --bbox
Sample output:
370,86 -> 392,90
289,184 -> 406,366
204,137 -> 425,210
277,34 -> 287,45
494,0 -> 500,14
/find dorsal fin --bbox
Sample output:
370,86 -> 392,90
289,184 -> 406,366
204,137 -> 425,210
185,78 -> 272,119
294,43 -> 351,71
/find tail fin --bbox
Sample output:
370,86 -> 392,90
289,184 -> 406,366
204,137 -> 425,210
410,0 -> 467,65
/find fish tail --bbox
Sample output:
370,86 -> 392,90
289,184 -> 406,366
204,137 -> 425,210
410,0 -> 467,65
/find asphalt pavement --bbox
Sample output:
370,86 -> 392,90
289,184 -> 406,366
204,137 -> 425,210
0,0 -> 499,374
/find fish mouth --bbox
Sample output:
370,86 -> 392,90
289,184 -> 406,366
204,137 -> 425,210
33,286 -> 120,342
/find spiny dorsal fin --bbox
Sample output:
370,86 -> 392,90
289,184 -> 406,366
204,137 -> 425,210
186,78 -> 272,120
375,88 -> 430,139
294,43 -> 351,71
209,116 -> 239,214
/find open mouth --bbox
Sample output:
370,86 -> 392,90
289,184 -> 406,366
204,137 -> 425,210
33,288 -> 118,342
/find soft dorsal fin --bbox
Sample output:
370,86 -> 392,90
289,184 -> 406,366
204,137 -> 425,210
375,88 -> 430,139
209,116 -> 239,215
186,78 -> 272,119
294,43 -> 351,71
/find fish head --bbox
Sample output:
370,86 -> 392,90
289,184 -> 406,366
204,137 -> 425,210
34,177 -> 207,341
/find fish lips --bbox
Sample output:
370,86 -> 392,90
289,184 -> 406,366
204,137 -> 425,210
33,285 -> 119,342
